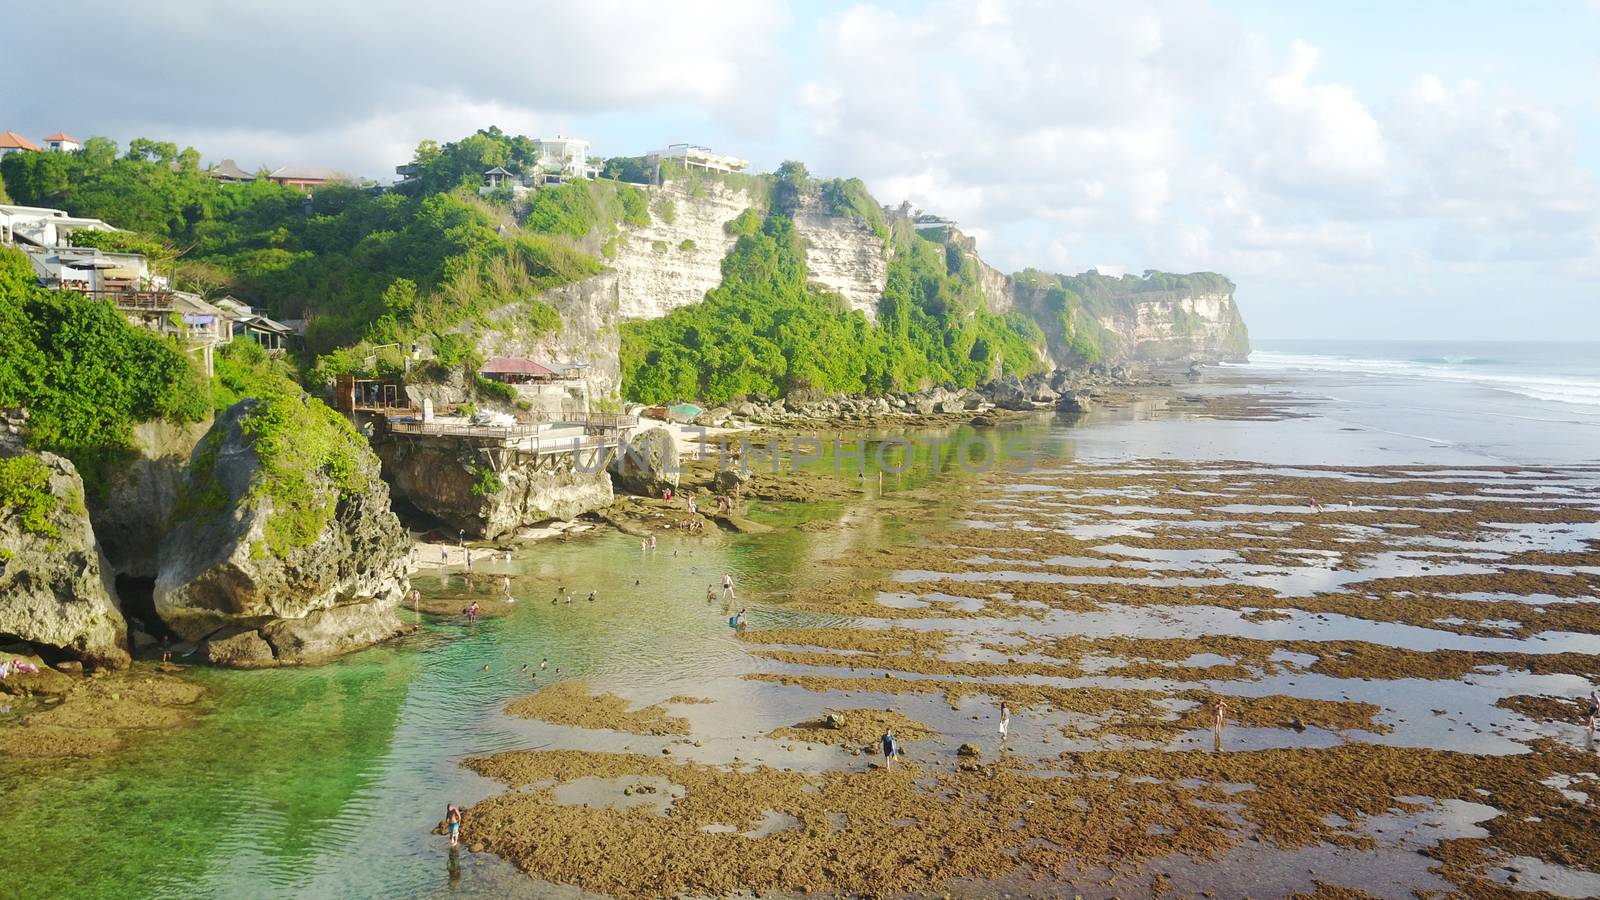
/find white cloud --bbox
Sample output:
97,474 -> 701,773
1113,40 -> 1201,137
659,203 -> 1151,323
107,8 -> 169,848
7,0 -> 1597,337
5,0 -> 791,176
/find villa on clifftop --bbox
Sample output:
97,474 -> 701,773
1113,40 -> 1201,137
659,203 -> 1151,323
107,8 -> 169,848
646,143 -> 749,176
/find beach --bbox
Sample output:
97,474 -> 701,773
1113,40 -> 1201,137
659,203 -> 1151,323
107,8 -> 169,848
2,344 -> 1598,898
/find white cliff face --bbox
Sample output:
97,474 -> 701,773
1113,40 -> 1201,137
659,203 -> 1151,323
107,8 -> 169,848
481,274 -> 625,403
465,184 -> 1247,409
474,177 -> 898,401
1095,291 -> 1249,362
608,181 -> 762,321
791,195 -> 890,318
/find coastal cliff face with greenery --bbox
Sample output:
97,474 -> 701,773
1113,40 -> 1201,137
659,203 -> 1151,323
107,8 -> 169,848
1,128 -> 1248,414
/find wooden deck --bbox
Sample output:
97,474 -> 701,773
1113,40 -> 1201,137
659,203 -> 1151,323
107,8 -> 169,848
382,413 -> 637,456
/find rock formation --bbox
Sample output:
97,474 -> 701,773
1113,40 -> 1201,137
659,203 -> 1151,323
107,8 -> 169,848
609,427 -> 680,497
154,398 -> 411,665
92,417 -> 212,578
0,411 -> 129,668
374,435 -> 613,540
429,173 -> 1248,420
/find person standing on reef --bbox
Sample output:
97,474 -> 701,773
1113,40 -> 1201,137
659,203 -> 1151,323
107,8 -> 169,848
998,702 -> 1011,743
502,576 -> 514,602
1212,696 -> 1228,732
722,573 -> 735,601
1585,688 -> 1599,736
463,601 -> 480,622
706,583 -> 717,604
444,804 -> 462,848
880,730 -> 899,770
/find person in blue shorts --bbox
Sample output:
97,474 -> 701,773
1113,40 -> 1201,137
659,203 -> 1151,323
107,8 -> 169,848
880,730 -> 899,770
444,804 -> 462,848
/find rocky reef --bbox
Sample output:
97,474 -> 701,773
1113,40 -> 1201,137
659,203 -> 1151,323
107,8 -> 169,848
375,434 -> 613,540
0,410 -> 129,668
154,397 -> 411,666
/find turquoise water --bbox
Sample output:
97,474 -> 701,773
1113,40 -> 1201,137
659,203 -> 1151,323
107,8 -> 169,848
5,348 -> 1595,898
0,425 -> 1018,899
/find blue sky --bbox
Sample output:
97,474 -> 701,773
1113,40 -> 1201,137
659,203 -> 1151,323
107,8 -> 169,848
7,1 -> 1598,341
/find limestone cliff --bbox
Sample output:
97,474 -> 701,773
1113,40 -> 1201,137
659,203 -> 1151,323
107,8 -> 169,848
155,399 -> 411,664
470,174 -> 898,405
0,438 -> 129,668
92,417 -> 212,579
374,434 -> 612,540
459,176 -> 1246,410
791,193 -> 890,317
1009,269 -> 1249,367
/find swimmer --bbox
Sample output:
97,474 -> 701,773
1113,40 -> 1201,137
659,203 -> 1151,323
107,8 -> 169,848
540,658 -> 548,670
587,590 -> 596,602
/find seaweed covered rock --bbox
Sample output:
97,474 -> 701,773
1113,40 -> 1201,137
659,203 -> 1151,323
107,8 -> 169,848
0,439 -> 129,668
155,395 -> 411,665
609,426 -> 679,497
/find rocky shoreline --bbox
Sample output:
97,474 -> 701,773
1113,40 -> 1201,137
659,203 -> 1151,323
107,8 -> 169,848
687,361 -> 1193,429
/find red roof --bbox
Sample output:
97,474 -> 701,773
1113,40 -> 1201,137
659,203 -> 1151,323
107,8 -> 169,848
43,132 -> 78,143
480,356 -> 554,376
0,131 -> 40,151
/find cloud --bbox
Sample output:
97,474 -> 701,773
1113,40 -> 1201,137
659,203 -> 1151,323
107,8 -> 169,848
6,0 -> 1597,338
5,0 -> 791,176
796,0 -> 1598,342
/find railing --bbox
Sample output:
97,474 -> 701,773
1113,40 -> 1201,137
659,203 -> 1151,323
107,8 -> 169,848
384,420 -> 624,455
67,288 -> 176,311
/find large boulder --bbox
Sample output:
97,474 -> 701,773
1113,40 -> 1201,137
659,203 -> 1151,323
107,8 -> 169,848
0,441 -> 130,668
1057,392 -> 1095,414
988,376 -> 1033,411
154,397 -> 411,665
91,418 -> 212,578
609,427 -> 680,497
375,437 -> 612,540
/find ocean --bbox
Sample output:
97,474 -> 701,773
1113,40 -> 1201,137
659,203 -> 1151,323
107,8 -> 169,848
4,339 -> 1597,898
1230,339 -> 1600,466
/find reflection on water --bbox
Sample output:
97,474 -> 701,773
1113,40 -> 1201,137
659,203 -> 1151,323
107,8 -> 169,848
3,375 -> 1597,898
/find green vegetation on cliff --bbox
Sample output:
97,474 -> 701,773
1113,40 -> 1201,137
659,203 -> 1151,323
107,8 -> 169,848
239,390 -> 370,557
0,129 -> 608,376
0,455 -> 59,538
177,341 -> 369,555
619,202 -> 1045,405
1017,268 -> 1244,364
0,248 -> 209,490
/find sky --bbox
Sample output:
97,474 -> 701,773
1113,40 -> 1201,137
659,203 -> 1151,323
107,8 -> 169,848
6,0 -> 1599,340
